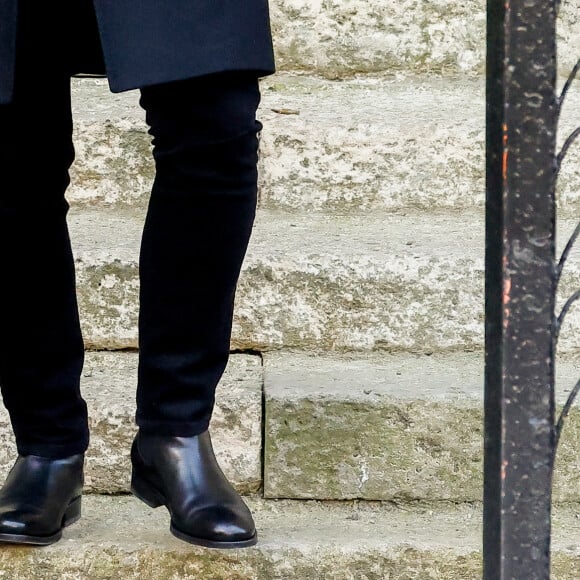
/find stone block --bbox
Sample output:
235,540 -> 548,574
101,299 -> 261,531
67,77 -> 580,216
0,496 -> 577,579
67,208 -> 580,355
268,0 -> 579,78
0,353 -> 263,494
263,352 -> 580,502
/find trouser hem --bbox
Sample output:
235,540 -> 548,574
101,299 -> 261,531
135,418 -> 212,438
16,439 -> 89,459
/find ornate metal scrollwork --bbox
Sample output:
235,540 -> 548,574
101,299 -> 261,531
554,56 -> 580,447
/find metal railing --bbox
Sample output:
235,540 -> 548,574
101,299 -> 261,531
484,0 -> 579,577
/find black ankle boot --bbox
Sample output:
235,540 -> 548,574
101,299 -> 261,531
131,430 -> 257,549
0,454 -> 84,545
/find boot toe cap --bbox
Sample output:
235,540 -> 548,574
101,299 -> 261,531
0,511 -> 62,545
175,504 -> 256,543
0,515 -> 28,535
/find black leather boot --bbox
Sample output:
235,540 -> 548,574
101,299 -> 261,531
0,454 -> 83,545
131,430 -> 257,549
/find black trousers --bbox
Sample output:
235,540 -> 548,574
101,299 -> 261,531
0,0 -> 262,458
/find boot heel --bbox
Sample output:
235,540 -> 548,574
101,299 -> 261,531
131,474 -> 166,509
62,496 -> 82,528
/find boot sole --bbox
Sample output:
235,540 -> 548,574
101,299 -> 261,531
0,495 -> 82,546
131,474 -> 258,549
170,521 -> 258,549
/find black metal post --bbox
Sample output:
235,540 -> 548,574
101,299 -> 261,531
484,0 -> 558,577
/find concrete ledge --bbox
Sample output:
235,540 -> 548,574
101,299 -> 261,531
263,352 -> 580,502
68,76 -> 580,216
0,496 -> 578,579
0,353 -> 263,495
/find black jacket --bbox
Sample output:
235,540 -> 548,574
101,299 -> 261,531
0,0 -> 275,104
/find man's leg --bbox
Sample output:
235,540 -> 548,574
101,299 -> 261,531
132,72 -> 262,548
0,78 -> 88,458
0,0 -> 87,545
0,2 -> 88,460
136,72 -> 261,435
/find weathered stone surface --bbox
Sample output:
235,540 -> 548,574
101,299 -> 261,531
260,76 -> 579,214
0,496 -> 578,579
66,207 -> 580,355
0,353 -> 263,494
268,0 -> 579,78
263,352 -> 580,502
258,77 -> 486,214
68,76 -> 580,216
0,497 -> 480,579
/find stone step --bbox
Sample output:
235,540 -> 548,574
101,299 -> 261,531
267,0 -> 580,78
263,351 -> 580,503
67,75 -> 580,215
0,495 -> 578,579
67,206 -> 580,355
0,351 -> 577,502
0,353 -> 263,495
